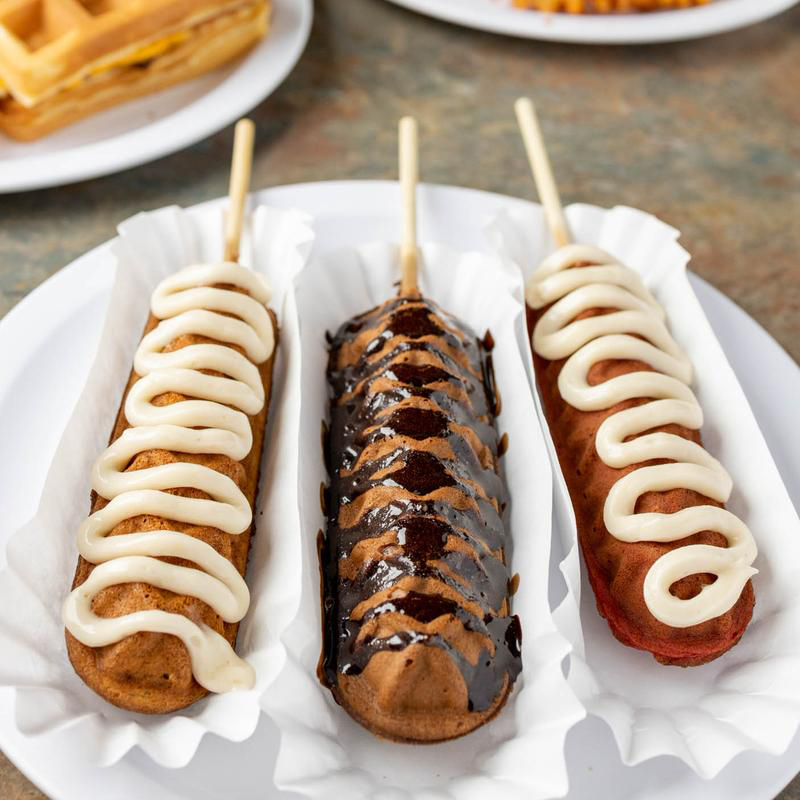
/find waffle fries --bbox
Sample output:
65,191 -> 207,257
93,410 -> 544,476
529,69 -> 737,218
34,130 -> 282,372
0,0 -> 270,141
513,0 -> 709,11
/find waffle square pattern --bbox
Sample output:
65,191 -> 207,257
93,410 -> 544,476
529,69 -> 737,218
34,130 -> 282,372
0,0 -> 270,139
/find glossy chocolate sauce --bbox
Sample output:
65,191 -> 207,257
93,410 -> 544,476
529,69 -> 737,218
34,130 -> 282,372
321,295 -> 521,714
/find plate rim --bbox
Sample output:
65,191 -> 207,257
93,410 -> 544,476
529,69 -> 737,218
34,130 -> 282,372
1,179 -> 799,800
382,0 -> 800,44
0,0 -> 313,193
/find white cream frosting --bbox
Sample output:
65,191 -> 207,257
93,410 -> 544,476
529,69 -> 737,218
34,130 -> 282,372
63,262 -> 273,693
528,244 -> 757,628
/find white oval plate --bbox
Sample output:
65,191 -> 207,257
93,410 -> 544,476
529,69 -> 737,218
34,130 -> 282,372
384,0 -> 800,44
0,181 -> 798,799
0,0 -> 312,194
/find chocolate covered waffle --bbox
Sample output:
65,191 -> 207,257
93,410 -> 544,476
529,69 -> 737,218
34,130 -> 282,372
320,294 -> 521,742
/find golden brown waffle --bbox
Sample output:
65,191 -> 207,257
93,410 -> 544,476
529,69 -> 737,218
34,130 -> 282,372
513,0 -> 709,11
66,306 -> 278,714
0,0 -> 269,140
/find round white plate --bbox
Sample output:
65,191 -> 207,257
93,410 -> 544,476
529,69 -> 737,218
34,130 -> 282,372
384,0 -> 800,44
0,0 -> 312,194
1,181 -> 798,799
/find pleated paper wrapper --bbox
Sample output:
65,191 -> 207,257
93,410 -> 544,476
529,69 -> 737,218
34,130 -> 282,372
0,203 -> 314,767
487,202 -> 800,779
262,240 -> 585,800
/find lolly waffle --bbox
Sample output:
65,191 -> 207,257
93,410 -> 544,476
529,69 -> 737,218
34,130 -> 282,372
0,0 -> 270,140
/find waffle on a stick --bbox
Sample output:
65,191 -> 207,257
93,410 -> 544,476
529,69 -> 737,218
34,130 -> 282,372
321,295 -> 521,741
0,0 -> 270,140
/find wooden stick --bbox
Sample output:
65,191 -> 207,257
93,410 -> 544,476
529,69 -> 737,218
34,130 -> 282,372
399,116 -> 419,297
514,97 -> 572,249
223,118 -> 256,263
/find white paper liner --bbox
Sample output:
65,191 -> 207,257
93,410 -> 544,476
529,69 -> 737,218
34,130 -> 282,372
487,202 -> 800,779
262,240 -> 585,799
0,203 -> 314,768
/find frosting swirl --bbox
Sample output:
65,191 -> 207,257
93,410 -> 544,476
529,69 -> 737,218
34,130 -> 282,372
528,244 -> 757,628
63,262 -> 273,693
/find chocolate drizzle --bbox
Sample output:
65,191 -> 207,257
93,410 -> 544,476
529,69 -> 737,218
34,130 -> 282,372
321,295 -> 521,715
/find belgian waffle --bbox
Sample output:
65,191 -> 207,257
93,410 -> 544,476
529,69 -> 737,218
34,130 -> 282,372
0,0 -> 270,140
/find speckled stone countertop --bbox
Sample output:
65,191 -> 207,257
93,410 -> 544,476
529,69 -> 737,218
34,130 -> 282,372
0,0 -> 798,797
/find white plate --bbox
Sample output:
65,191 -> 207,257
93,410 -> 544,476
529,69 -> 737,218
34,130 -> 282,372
0,181 -> 798,799
0,0 -> 312,193
384,0 -> 800,44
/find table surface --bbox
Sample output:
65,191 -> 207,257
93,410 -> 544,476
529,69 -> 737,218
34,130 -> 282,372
1,0 -> 798,797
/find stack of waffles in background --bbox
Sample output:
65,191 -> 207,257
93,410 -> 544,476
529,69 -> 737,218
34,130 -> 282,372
0,0 -> 270,140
